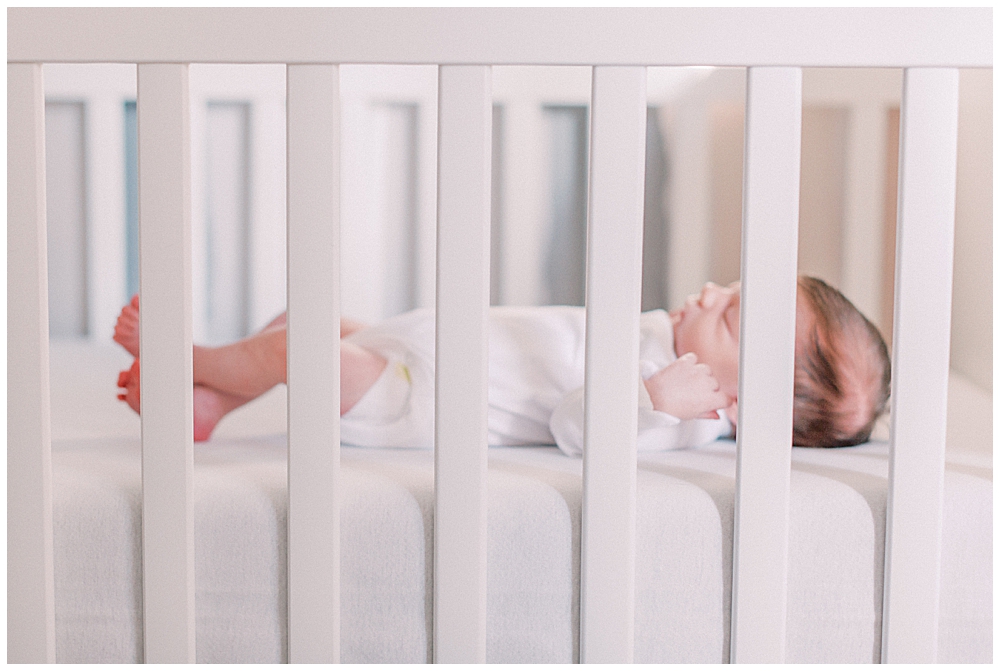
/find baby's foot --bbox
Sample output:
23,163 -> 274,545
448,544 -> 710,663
193,386 -> 229,442
116,359 -> 141,414
113,294 -> 140,357
117,358 -> 227,442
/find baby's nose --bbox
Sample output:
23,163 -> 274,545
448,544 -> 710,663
701,282 -> 723,306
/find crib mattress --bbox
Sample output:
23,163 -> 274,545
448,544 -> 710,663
50,436 -> 990,663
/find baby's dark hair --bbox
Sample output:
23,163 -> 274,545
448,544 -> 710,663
793,276 -> 890,447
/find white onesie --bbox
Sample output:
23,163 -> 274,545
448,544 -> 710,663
341,306 -> 731,456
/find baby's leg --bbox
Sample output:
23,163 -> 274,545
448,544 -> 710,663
116,297 -> 367,356
114,296 -> 282,358
262,311 -> 286,331
117,302 -> 381,409
116,300 -> 366,355
117,359 -> 252,440
114,294 -> 386,438
192,328 -> 288,399
192,330 -> 386,415
340,341 -> 387,414
340,317 -> 367,338
254,311 -> 366,339
120,334 -> 386,439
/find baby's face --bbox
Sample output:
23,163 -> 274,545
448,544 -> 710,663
669,281 -> 741,405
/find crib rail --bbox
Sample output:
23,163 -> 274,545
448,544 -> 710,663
882,69 -> 960,663
8,7 -> 988,665
8,62 -> 55,664
730,67 -> 802,662
8,8 -> 990,68
286,64 -> 342,663
581,66 -> 647,662
135,63 -> 196,662
433,65 -> 492,662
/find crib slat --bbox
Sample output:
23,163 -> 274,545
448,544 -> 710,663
881,68 -> 958,664
7,62 -> 56,664
137,63 -> 195,663
286,64 -> 341,664
580,66 -> 647,664
434,64 -> 491,663
730,67 -> 801,663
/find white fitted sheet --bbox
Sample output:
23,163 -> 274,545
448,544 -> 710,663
51,436 -> 991,663
47,341 -> 992,662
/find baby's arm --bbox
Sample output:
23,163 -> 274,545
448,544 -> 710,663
549,380 -> 731,457
643,353 -> 731,420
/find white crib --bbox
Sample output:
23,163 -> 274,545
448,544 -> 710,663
8,8 -> 991,664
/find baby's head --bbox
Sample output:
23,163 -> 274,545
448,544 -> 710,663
670,276 -> 890,446
792,276 -> 890,446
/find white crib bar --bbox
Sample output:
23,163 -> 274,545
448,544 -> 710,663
580,66 -> 647,664
730,67 -> 801,663
136,63 -> 196,663
434,65 -> 492,663
7,62 -> 57,664
286,64 -> 342,663
881,68 -> 959,664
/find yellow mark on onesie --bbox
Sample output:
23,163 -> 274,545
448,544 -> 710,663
395,362 -> 411,384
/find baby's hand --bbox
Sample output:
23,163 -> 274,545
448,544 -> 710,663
643,353 -> 731,420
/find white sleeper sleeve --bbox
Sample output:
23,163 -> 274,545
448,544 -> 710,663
549,370 -> 732,458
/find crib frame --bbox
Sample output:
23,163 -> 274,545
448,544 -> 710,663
7,8 -> 990,664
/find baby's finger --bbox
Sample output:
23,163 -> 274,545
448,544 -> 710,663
697,410 -> 721,420
703,389 -> 730,412
694,365 -> 720,390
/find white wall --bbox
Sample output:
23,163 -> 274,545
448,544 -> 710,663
950,69 -> 992,393
188,64 -> 287,342
339,65 -> 438,323
44,101 -> 88,338
44,63 -> 135,342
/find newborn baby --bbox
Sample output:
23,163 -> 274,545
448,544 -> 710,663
114,276 -> 890,455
